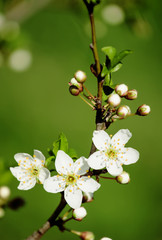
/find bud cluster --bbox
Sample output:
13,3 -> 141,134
69,70 -> 87,96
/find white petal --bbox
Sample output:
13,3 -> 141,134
55,150 -> 73,175
106,160 -> 123,176
10,166 -> 28,181
77,177 -> 100,193
118,147 -> 139,165
64,185 -> 82,209
43,175 -> 66,193
73,157 -> 89,175
18,178 -> 36,190
88,151 -> 106,170
14,153 -> 33,169
34,150 -> 45,165
92,130 -> 111,150
111,129 -> 132,148
38,167 -> 50,184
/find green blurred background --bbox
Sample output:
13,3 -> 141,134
0,0 -> 162,239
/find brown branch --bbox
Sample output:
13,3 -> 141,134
26,194 -> 67,240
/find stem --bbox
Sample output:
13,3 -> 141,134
100,176 -> 116,180
79,95 -> 95,109
83,84 -> 95,100
26,194 -> 67,240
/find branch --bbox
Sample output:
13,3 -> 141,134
26,193 -> 67,240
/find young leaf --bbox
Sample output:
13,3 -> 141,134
53,132 -> 68,156
45,156 -> 55,168
101,64 -> 109,77
102,46 -> 117,62
112,50 -> 132,67
111,63 -> 123,73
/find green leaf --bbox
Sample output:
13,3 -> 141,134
53,132 -> 68,156
112,50 -> 132,67
68,148 -> 78,160
102,46 -> 117,62
101,64 -> 109,77
45,156 -> 55,168
111,63 -> 123,73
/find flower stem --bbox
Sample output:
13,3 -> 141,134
100,176 -> 117,180
79,95 -> 95,109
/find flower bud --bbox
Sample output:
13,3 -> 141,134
69,85 -> 80,96
81,231 -> 95,240
117,171 -> 130,184
83,192 -> 94,203
126,89 -> 138,100
137,104 -> 151,116
115,84 -> 128,97
70,78 -> 83,92
108,93 -> 121,107
117,105 -> 131,118
74,70 -> 87,83
100,238 -> 112,240
73,207 -> 87,221
0,186 -> 11,200
0,208 -> 5,218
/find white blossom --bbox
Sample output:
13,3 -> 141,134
117,171 -> 130,184
43,150 -> 100,209
108,93 -> 121,107
88,129 -> 139,176
10,150 -> 50,190
73,206 -> 87,220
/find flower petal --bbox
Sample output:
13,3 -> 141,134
111,129 -> 132,148
77,177 -> 100,193
118,147 -> 139,165
88,151 -> 106,170
73,157 -> 89,175
33,150 -> 45,166
10,166 -> 28,181
18,178 -> 36,190
55,150 -> 73,175
43,175 -> 66,193
38,167 -> 50,184
64,185 -> 82,209
14,153 -> 33,169
106,160 -> 123,176
92,130 -> 111,151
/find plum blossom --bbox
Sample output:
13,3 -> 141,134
88,129 -> 139,176
10,150 -> 50,190
43,150 -> 100,209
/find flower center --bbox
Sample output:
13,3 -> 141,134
65,173 -> 79,185
106,148 -> 118,159
28,165 -> 40,177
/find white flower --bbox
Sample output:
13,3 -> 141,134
88,129 -> 139,176
73,206 -> 87,220
108,93 -> 121,107
117,171 -> 130,184
43,150 -> 100,209
10,150 -> 50,190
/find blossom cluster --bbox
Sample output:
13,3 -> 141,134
10,129 -> 139,209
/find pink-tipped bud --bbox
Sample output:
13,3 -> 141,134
117,105 -> 131,118
108,93 -> 121,107
137,104 -> 151,116
69,85 -> 80,96
115,84 -> 128,97
74,70 -> 87,83
117,171 -> 130,184
83,192 -> 94,203
126,89 -> 138,100
70,78 -> 83,92
81,231 -> 95,240
73,207 -> 87,221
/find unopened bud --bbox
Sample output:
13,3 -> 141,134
81,231 -> 95,240
70,78 -> 83,92
117,171 -> 130,184
0,208 -> 5,218
126,89 -> 138,100
0,186 -> 11,200
69,85 -> 80,96
115,84 -> 128,97
100,238 -> 112,240
73,207 -> 87,221
108,93 -> 121,107
74,70 -> 87,83
117,105 -> 131,118
137,104 -> 151,116
83,192 -> 94,203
